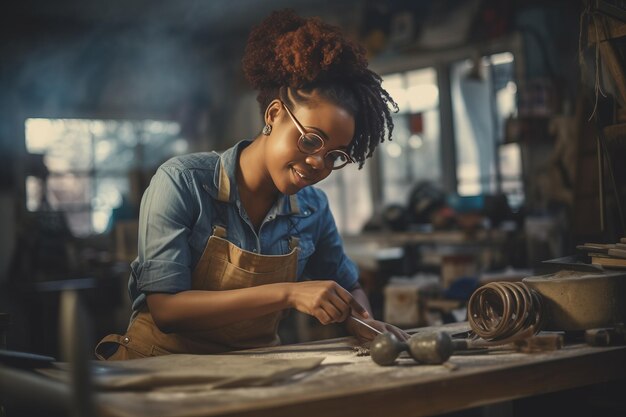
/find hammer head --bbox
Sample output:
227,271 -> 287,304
408,332 -> 454,364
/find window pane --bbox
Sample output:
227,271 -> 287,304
93,176 -> 129,233
452,51 -> 522,207
140,120 -> 184,168
65,211 -> 93,237
26,176 -> 44,212
315,163 -> 372,235
381,73 -> 407,113
47,174 -> 92,209
25,119 -> 94,172
406,67 -> 439,113
499,143 -> 524,208
381,68 -> 441,207
451,58 -> 495,195
25,118 -> 181,236
95,136 -> 136,171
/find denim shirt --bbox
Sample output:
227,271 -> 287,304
128,140 -> 359,312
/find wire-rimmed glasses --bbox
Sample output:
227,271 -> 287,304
281,101 -> 353,170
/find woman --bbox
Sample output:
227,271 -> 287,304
96,9 -> 407,360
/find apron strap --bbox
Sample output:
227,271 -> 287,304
94,333 -> 154,360
288,236 -> 300,251
213,159 -> 231,236
217,158 -> 231,203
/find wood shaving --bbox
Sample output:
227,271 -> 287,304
352,346 -> 370,356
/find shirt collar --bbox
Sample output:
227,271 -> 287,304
212,140 -> 248,203
211,140 -> 300,215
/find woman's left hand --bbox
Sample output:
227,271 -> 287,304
345,317 -> 409,343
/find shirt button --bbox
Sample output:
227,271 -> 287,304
123,337 -> 130,344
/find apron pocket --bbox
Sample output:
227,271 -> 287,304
97,335 -> 173,360
192,256 -> 227,290
150,345 -> 172,356
95,334 -> 151,360
218,259 -> 295,290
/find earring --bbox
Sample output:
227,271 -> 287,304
262,124 -> 272,136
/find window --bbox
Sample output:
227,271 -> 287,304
380,67 -> 441,206
315,163 -> 373,236
25,118 -> 185,236
315,68 -> 440,235
451,52 -> 524,207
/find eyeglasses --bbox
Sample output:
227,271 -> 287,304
281,101 -> 353,170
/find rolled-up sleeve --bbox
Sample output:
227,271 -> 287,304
136,165 -> 197,294
304,192 -> 359,291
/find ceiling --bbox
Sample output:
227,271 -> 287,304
4,0 -> 366,39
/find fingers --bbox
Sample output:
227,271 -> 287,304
313,282 -> 352,324
296,281 -> 370,325
319,299 -> 345,324
333,286 -> 369,319
385,324 -> 410,341
358,324 -> 382,342
325,283 -> 363,323
361,320 -> 384,339
315,309 -> 333,325
350,299 -> 370,320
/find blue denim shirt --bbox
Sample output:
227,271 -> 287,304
128,140 -> 359,312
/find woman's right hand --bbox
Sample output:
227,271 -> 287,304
287,281 -> 369,325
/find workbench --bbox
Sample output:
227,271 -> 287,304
86,322 -> 626,417
343,230 -> 508,271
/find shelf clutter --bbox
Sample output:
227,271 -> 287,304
577,237 -> 626,268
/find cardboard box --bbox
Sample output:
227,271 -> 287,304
383,276 -> 439,327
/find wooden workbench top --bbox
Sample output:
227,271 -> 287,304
94,322 -> 626,417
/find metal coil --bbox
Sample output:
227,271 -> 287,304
467,281 -> 544,342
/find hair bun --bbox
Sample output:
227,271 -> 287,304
242,9 -> 397,168
242,9 -> 367,90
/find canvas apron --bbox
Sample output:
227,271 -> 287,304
95,164 -> 300,360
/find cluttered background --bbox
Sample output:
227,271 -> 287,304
0,0 -> 625,358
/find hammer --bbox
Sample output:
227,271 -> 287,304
370,331 -> 457,366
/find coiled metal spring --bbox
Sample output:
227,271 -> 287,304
468,281 -> 544,342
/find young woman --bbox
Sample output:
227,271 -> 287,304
96,10 -> 407,360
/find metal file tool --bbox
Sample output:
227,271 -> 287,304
349,315 -> 382,335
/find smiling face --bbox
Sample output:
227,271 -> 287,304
262,94 -> 355,195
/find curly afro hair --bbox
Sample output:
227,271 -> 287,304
242,9 -> 398,168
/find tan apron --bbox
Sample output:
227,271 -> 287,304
95,163 -> 300,360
